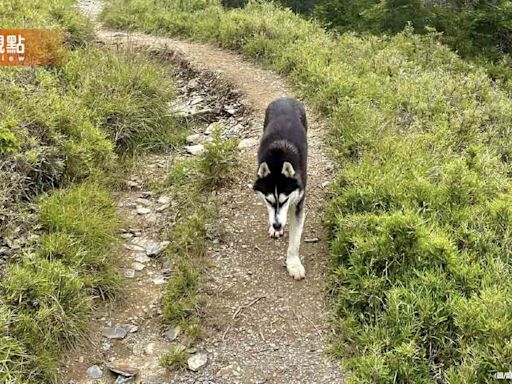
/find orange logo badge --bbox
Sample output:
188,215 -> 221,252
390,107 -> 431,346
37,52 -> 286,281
0,29 -> 64,66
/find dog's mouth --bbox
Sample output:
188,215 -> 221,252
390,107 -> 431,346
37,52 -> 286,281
268,225 -> 285,238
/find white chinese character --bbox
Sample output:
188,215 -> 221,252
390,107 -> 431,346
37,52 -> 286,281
16,34 -> 25,54
0,35 -> 4,54
6,35 -> 16,54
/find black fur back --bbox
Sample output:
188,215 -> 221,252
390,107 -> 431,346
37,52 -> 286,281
255,97 -> 308,193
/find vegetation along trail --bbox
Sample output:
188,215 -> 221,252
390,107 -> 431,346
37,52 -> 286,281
63,0 -> 343,382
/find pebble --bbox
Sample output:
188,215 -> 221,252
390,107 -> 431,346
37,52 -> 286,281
152,275 -> 166,285
157,195 -> 171,205
102,327 -> 128,340
304,237 -> 320,243
186,144 -> 205,155
107,361 -> 140,377
156,204 -> 170,212
146,240 -> 170,257
134,253 -> 151,264
188,352 -> 208,371
124,269 -> 135,278
186,133 -> 202,144
124,244 -> 145,252
163,327 -> 180,342
86,365 -> 103,379
115,376 -> 134,384
127,181 -> 139,189
132,262 -> 145,271
136,207 -> 151,215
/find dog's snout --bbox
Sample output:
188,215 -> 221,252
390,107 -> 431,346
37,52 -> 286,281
273,222 -> 282,230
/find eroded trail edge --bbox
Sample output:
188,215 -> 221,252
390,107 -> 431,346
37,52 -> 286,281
65,3 -> 343,382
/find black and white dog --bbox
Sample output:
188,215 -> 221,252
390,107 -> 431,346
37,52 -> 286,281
253,97 -> 307,280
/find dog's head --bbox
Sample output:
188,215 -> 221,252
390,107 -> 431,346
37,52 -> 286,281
253,161 -> 302,238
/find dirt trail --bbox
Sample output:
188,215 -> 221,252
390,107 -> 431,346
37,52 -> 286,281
65,1 -> 343,383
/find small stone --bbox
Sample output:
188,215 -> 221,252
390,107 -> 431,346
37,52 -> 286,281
146,241 -> 170,257
115,376 -> 134,384
157,195 -> 171,205
120,233 -> 134,240
123,243 -> 145,252
321,181 -> 331,188
86,365 -> 103,379
152,275 -> 166,285
304,237 -> 320,243
224,106 -> 236,115
107,361 -> 140,377
132,262 -> 145,271
102,327 -> 128,340
188,353 -> 208,371
126,324 -> 139,333
127,181 -> 139,189
124,269 -> 135,278
134,253 -> 151,264
156,204 -> 170,212
136,207 -> 151,215
163,327 -> 180,342
136,198 -> 151,207
186,133 -> 202,145
237,138 -> 257,149
185,144 -> 204,155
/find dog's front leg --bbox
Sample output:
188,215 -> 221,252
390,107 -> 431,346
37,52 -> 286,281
286,201 -> 306,280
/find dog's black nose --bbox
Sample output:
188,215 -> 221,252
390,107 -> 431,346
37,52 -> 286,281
273,223 -> 282,230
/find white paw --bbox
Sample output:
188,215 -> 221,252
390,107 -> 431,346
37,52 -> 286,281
287,257 -> 305,280
269,226 -> 284,238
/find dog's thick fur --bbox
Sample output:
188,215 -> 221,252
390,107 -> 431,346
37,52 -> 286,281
253,97 -> 308,280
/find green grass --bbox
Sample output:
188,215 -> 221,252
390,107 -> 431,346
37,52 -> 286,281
160,344 -> 190,371
1,183 -> 121,381
162,130 -> 238,345
102,1 -> 512,382
0,0 -> 184,382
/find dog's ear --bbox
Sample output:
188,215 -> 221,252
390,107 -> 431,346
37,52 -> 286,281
257,162 -> 270,178
282,161 -> 295,178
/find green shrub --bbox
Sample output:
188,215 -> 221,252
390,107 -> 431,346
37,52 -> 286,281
102,1 -> 512,382
197,127 -> 239,188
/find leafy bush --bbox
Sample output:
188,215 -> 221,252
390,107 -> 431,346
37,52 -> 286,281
313,0 -> 512,85
103,1 -> 512,382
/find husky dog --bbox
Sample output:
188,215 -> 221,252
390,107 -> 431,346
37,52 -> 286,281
253,97 -> 308,280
